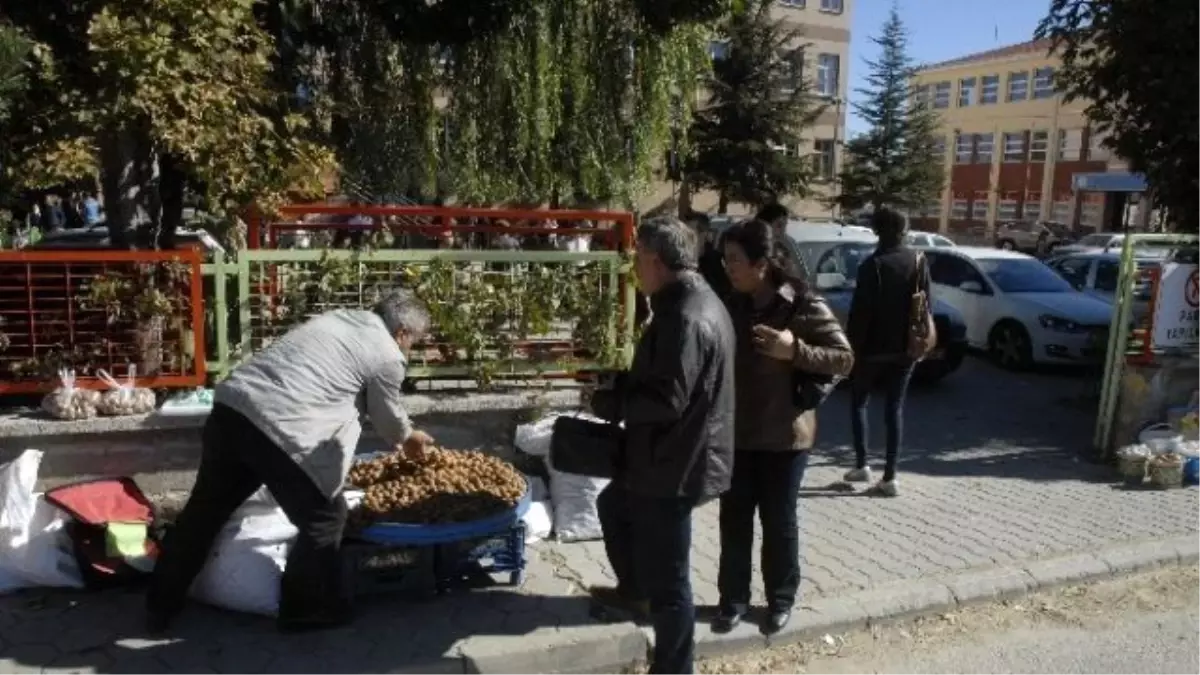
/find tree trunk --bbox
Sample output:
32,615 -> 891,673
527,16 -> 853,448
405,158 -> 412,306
98,122 -> 155,249
155,153 -> 186,250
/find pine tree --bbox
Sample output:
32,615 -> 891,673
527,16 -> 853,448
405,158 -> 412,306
685,0 -> 824,214
834,4 -> 943,213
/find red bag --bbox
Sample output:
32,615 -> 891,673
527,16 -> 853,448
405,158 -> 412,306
43,478 -> 161,590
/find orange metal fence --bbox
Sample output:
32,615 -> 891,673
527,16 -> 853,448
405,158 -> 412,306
248,204 -> 635,252
0,249 -> 207,393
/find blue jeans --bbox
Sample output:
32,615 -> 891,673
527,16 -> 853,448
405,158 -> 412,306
850,361 -> 915,482
718,450 -> 809,613
597,484 -> 696,674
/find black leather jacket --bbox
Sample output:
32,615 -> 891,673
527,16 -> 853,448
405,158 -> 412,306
593,271 -> 735,500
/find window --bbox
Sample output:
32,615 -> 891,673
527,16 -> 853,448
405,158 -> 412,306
813,139 -> 836,180
779,0 -> 805,6
709,40 -> 730,61
980,75 -> 1000,104
998,196 -> 1019,221
779,49 -> 803,92
1087,131 -> 1110,161
816,54 -> 840,97
932,135 -> 946,162
922,202 -> 943,219
1094,261 -> 1119,293
1051,199 -> 1072,223
951,199 -> 969,219
1058,129 -> 1083,160
931,235 -> 956,247
1007,71 -> 1029,102
978,258 -> 1075,293
1080,198 -> 1103,227
954,133 -> 973,164
929,254 -> 988,290
820,0 -> 843,12
1003,132 -> 1026,162
971,196 -> 989,221
1051,257 -> 1092,289
1022,193 -> 1042,221
933,81 -> 951,109
1033,67 -> 1055,99
958,77 -> 976,107
914,84 -> 931,107
1029,130 -> 1049,162
975,133 -> 994,164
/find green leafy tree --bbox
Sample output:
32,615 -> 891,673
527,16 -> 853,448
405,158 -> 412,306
834,5 -> 943,213
1,0 -> 332,248
1036,0 -> 1198,232
685,0 -> 824,213
0,24 -> 30,123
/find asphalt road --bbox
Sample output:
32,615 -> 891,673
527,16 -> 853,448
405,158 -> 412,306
699,565 -> 1200,675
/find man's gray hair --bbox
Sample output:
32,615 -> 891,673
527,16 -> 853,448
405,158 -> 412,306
636,218 -> 698,272
374,288 -> 431,336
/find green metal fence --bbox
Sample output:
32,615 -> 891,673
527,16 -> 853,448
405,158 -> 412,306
202,248 -> 635,385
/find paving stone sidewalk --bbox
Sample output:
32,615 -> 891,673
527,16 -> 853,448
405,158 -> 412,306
0,360 -> 1196,673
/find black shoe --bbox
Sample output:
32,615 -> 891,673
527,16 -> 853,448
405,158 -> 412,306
711,605 -> 748,634
762,609 -> 791,636
145,609 -> 174,635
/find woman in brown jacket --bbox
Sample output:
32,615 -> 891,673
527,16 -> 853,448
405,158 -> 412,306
714,219 -> 854,636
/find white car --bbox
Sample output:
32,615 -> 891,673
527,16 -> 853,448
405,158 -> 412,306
1053,232 -> 1125,256
923,247 -> 1114,370
906,231 -> 957,248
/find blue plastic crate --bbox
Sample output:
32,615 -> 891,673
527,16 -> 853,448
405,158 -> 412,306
340,539 -> 438,602
436,523 -> 527,589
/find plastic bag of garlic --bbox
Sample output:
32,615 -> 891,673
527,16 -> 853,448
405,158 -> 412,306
95,367 -> 157,417
40,369 -> 100,421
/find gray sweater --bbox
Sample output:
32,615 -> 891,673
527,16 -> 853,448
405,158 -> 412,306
215,309 -> 414,498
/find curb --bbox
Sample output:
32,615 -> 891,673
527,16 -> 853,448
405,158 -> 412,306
386,533 -> 1198,673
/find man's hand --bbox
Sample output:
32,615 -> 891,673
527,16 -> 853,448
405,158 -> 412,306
400,429 -> 435,462
752,324 -> 797,362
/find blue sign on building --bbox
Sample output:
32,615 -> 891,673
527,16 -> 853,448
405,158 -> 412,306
1071,172 -> 1148,193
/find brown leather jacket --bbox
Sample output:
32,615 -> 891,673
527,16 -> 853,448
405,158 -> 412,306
727,284 -> 854,451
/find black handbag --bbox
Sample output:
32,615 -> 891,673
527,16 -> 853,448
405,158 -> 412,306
549,415 -> 624,479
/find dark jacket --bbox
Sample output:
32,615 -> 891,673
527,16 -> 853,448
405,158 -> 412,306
698,242 -> 730,299
846,243 -> 929,362
593,271 -> 735,500
727,285 -> 854,452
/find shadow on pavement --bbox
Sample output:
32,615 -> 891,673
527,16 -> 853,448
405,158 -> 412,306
2,580 -> 599,673
807,356 -> 1108,484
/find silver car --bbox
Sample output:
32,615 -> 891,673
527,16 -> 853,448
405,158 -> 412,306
1043,250 -> 1162,323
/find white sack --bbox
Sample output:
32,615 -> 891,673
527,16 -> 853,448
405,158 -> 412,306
0,450 -> 83,592
190,488 -> 297,617
548,467 -> 608,543
520,476 -> 553,544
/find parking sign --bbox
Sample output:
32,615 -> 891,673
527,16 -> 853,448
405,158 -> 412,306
1152,263 -> 1200,348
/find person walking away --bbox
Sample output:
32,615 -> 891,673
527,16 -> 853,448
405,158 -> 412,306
755,203 -> 806,278
147,290 -> 437,633
713,219 -> 853,636
588,218 -> 735,674
689,212 -> 731,299
844,207 -> 930,496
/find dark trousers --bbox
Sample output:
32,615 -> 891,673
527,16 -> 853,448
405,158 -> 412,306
717,450 -> 809,613
597,484 -> 696,675
850,361 -> 916,482
148,403 -> 348,623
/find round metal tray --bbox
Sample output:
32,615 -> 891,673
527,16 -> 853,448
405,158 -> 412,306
350,475 -> 531,546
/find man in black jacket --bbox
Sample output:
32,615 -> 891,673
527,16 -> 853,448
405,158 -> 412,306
590,218 -> 735,675
689,212 -> 731,298
844,207 -> 928,497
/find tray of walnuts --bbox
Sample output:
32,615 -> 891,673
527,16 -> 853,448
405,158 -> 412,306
346,447 -> 530,545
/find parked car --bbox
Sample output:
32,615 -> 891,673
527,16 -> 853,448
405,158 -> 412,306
1050,231 -> 1125,257
922,247 -> 1113,370
26,224 -> 225,256
994,221 -> 1072,254
1044,250 -> 1169,325
789,224 -> 969,384
906,231 -> 957,248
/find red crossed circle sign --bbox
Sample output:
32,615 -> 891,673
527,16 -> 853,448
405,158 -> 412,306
1186,269 -> 1199,308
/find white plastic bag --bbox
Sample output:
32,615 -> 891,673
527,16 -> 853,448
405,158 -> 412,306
0,450 -> 84,591
520,476 -> 553,544
96,366 -> 157,416
548,466 -> 609,543
40,369 -> 99,420
190,489 -> 297,617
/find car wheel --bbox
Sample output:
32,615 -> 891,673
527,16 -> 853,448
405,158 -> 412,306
988,321 -> 1033,371
997,239 -> 1016,250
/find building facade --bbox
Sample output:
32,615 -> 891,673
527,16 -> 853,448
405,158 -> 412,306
909,39 -> 1135,242
638,0 -> 852,220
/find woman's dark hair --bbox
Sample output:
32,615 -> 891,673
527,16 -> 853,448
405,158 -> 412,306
871,207 -> 908,247
722,219 -> 808,294
755,203 -> 789,224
